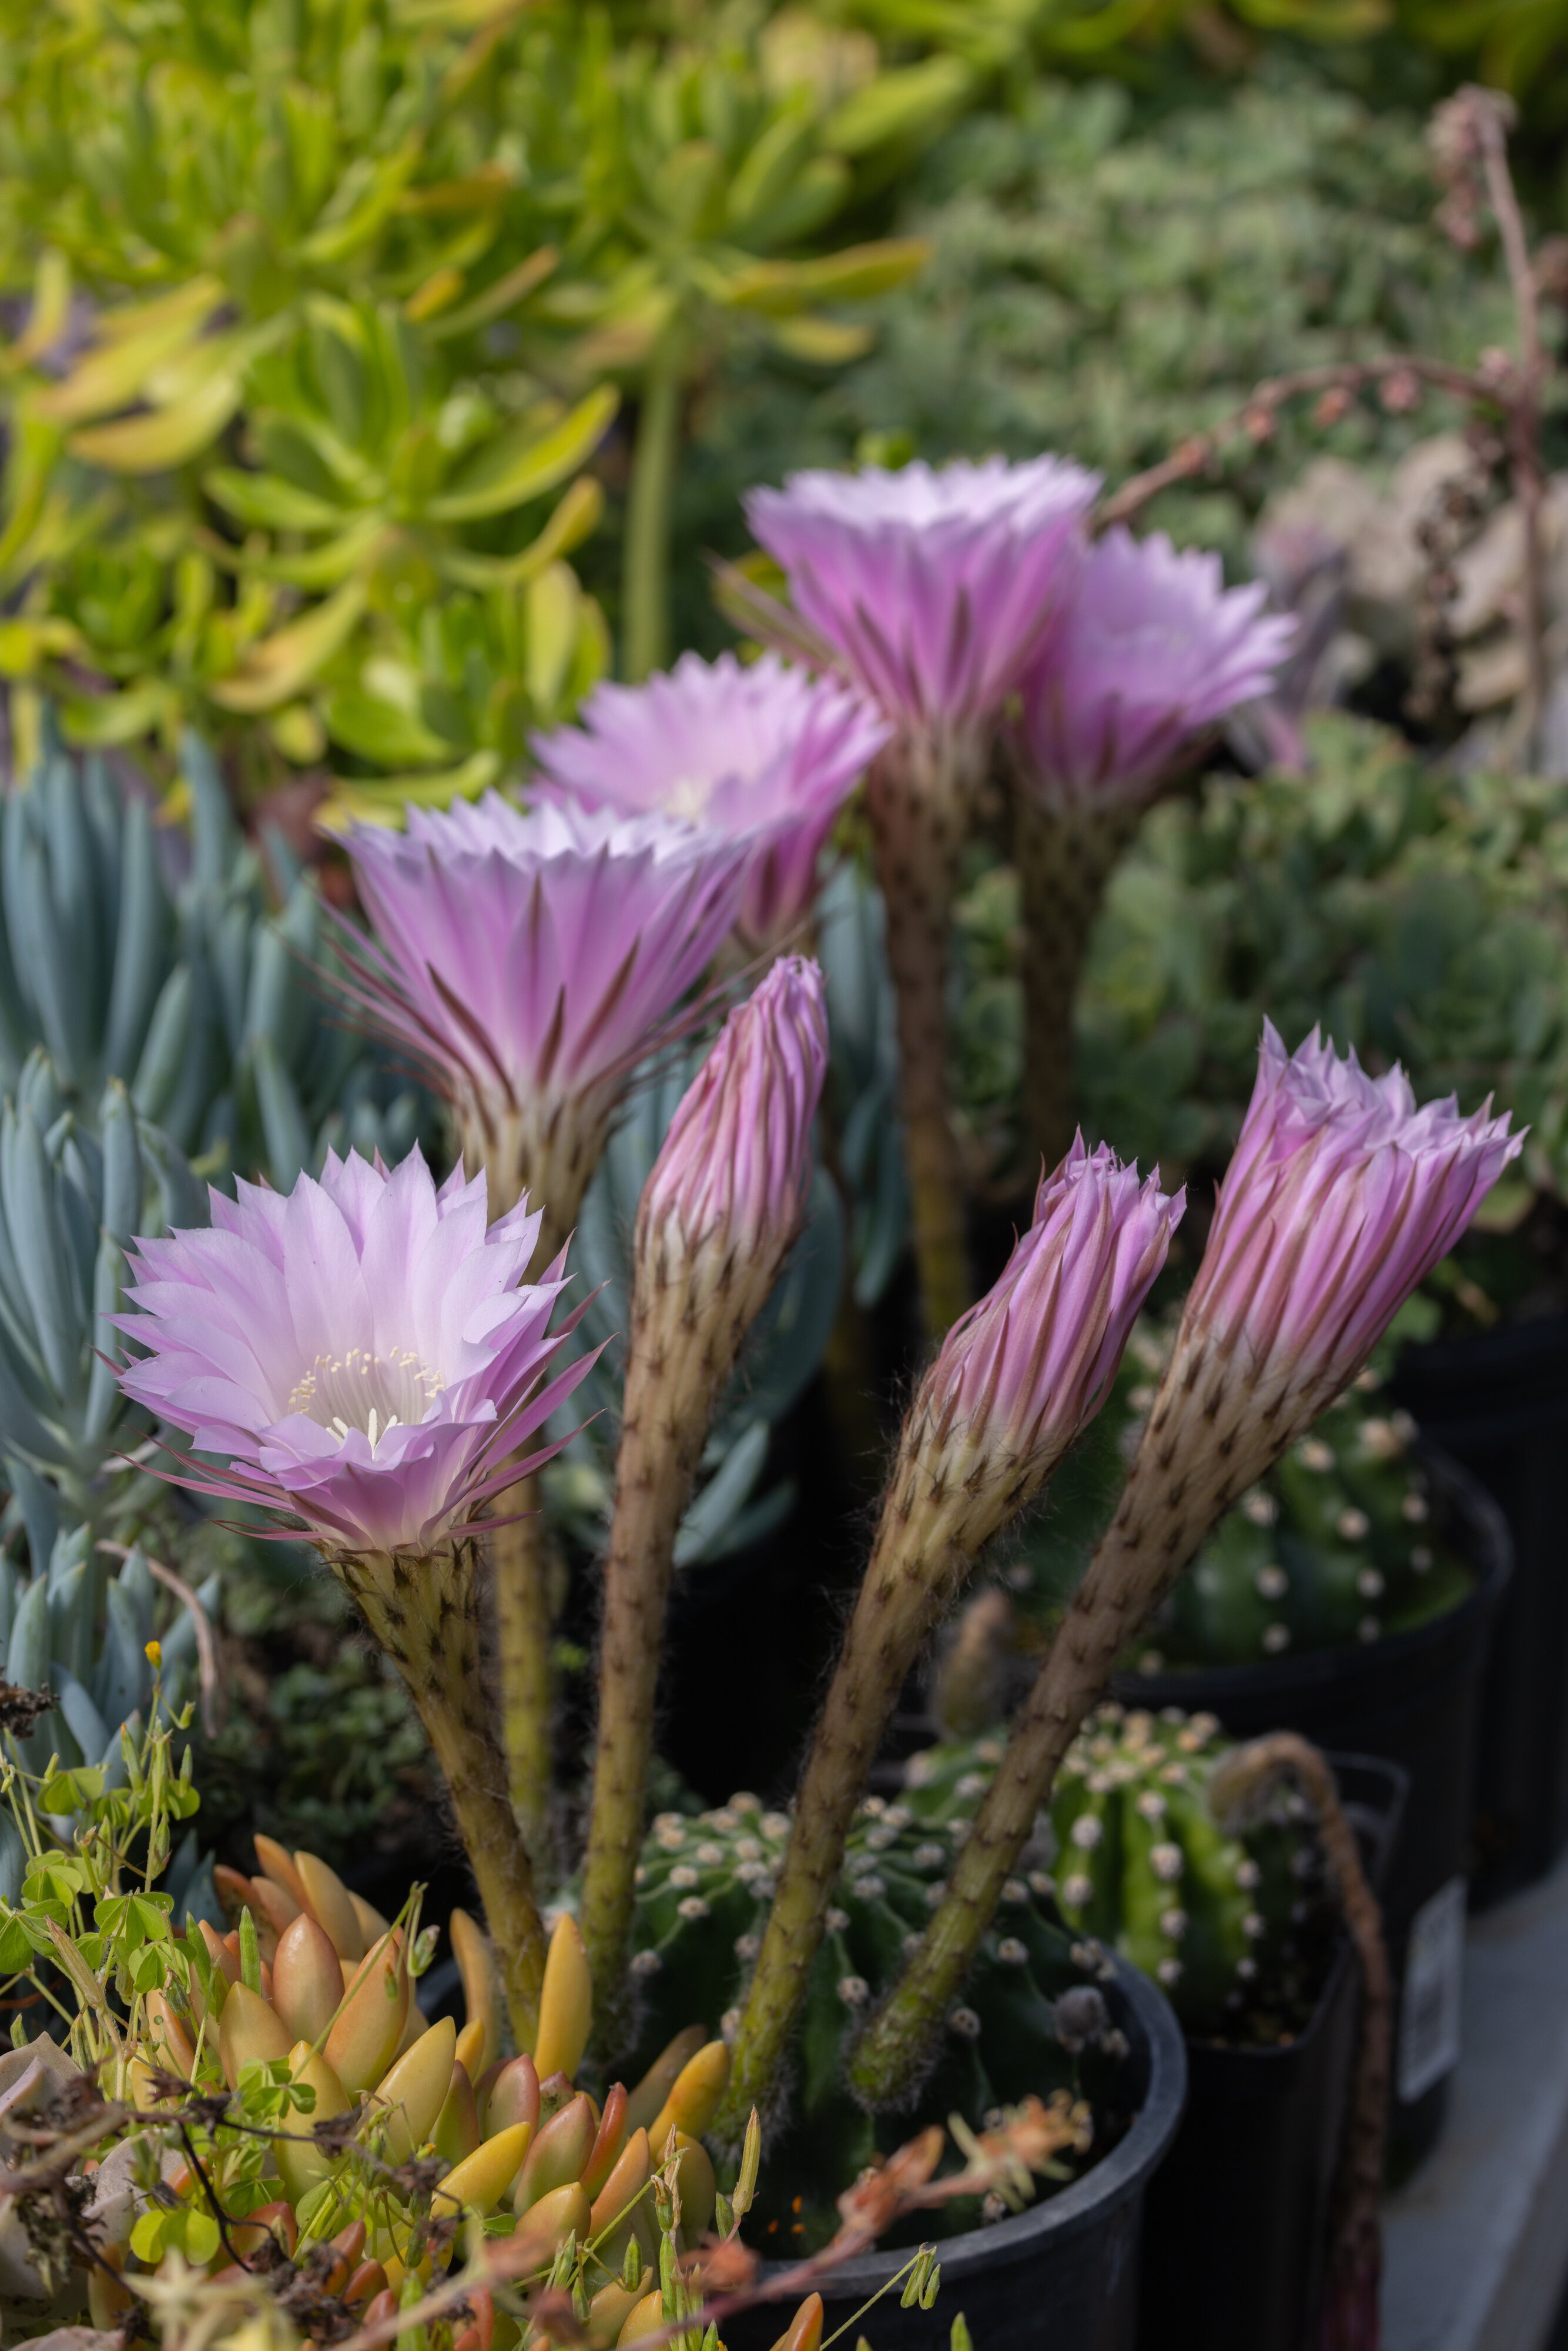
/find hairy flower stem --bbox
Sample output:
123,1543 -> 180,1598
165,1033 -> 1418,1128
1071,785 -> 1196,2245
579,1136 -> 799,2031
867,735 -> 978,1336
1015,796 -> 1140,1170
715,1491 -> 974,2141
579,1335 -> 721,2038
337,1542 -> 547,2047
846,1345 -> 1292,2109
470,1143 -> 597,1874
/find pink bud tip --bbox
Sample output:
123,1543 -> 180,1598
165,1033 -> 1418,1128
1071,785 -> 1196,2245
924,1136 -> 1185,1472
639,957 -> 830,1263
1188,1021 -> 1522,1389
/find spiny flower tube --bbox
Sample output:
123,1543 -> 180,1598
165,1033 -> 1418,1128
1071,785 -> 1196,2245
1010,529 -> 1296,1168
341,793 -> 752,1257
579,958 -> 829,2032
847,1027 -> 1519,2111
116,1146 -> 599,2044
718,1137 -> 1182,2139
531,653 -> 888,952
341,793 -> 750,1852
746,457 -> 1100,1338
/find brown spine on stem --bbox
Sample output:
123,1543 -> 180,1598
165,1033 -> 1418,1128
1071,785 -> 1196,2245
337,1540 -> 547,2047
1014,794 -> 1140,1171
463,1108 -> 607,1873
845,1337 -> 1315,2109
866,732 -> 976,1336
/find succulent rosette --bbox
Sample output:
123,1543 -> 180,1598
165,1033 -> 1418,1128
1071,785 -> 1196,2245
340,793 -> 752,1247
117,1146 -> 594,1559
745,457 -> 1099,736
532,654 -> 887,948
1013,528 -> 1296,812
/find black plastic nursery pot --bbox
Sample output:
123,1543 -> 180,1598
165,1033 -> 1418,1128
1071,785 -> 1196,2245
733,1953 -> 1187,2351
1135,1754 -> 1408,2351
1112,1452 -> 1510,2178
1393,1312 -> 1568,1905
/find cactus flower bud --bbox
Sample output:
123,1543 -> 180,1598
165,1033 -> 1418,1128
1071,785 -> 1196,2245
850,1025 -> 1520,2109
580,962 -> 829,2025
720,1138 -> 1181,2134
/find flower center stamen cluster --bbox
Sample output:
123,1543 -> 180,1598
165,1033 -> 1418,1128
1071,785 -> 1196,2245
287,1345 -> 447,1452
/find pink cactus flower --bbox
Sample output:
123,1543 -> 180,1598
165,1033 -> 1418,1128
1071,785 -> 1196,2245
1014,527 -> 1296,812
116,1147 -> 597,1557
1185,1023 -> 1521,1413
915,1135 -> 1184,1508
745,457 -> 1099,738
531,655 -> 888,948
340,793 -> 751,1235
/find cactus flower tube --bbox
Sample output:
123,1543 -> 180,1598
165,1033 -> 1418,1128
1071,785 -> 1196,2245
116,1146 -> 598,2043
341,793 -> 749,1850
717,1138 -> 1181,2136
849,1026 -> 1519,2108
1010,529 -> 1294,1164
532,654 -> 889,953
580,959 -> 829,2026
747,458 -> 1098,1332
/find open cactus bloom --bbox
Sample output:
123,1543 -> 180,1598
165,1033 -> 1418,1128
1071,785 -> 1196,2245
339,793 -> 752,1248
115,1144 -> 602,2041
531,652 -> 890,952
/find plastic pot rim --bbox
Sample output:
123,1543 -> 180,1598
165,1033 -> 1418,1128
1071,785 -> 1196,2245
753,1947 -> 1188,2300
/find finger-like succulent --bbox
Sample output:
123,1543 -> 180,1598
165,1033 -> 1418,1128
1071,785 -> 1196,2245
617,1795 -> 1117,2245
0,1050 -> 201,1512
0,1521 -> 217,1794
903,1709 -> 1334,2041
0,725 -> 425,1190
98,1841 -> 732,2346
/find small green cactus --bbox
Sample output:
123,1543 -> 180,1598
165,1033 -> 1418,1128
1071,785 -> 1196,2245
618,1794 -> 1127,2246
903,1709 -> 1335,2042
1143,1375 -> 1470,1669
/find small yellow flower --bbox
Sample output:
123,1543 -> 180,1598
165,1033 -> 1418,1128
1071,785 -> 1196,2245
144,1639 -> 162,1670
